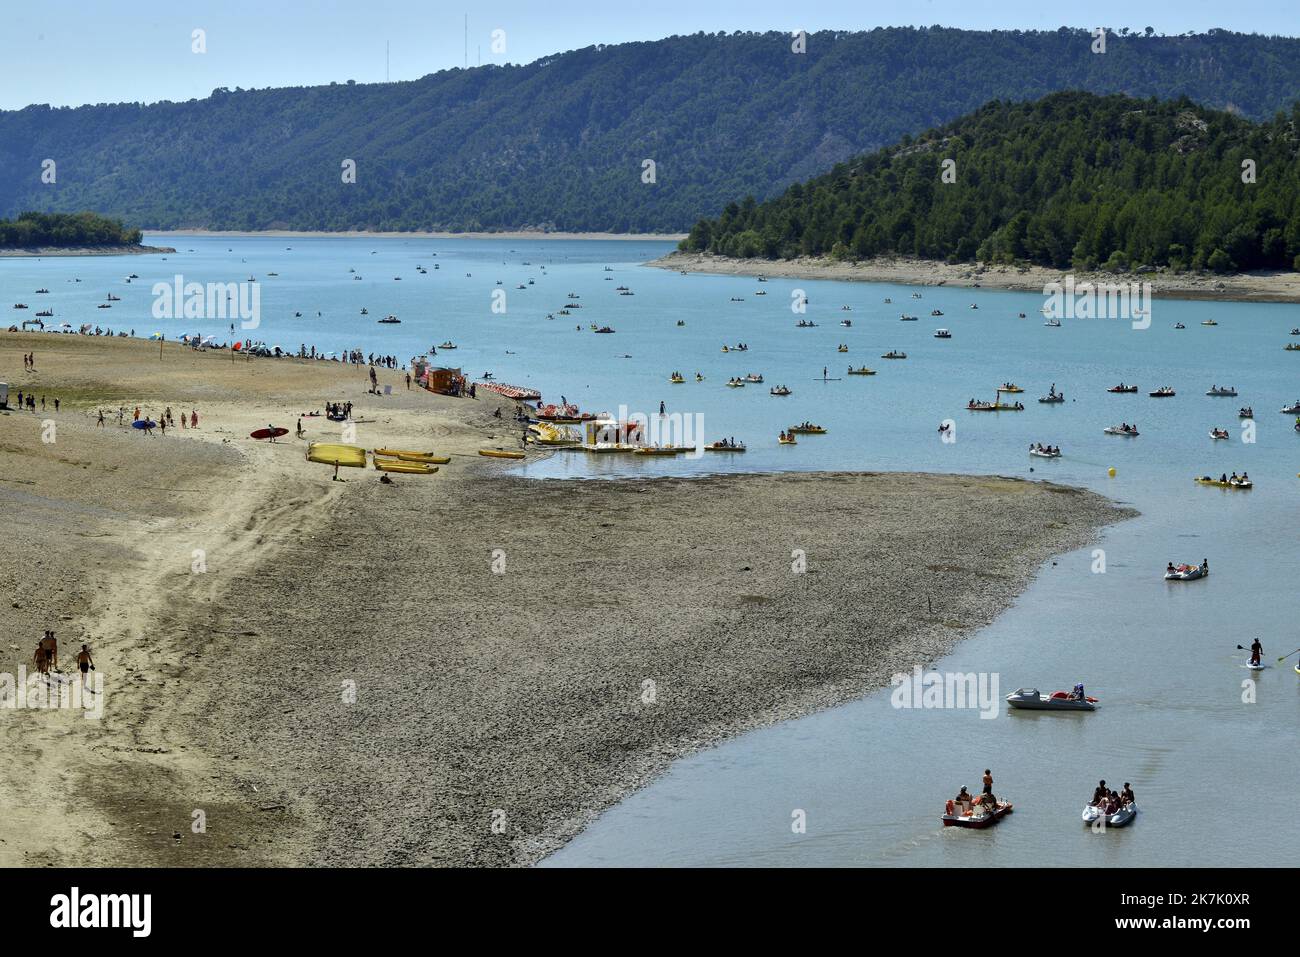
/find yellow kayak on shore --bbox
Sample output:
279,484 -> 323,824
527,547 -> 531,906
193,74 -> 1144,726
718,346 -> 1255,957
306,443 -> 368,468
374,448 -> 451,464
479,448 -> 525,459
375,460 -> 439,474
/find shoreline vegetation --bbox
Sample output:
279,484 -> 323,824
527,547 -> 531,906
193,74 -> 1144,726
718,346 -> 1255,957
651,251 -> 1300,304
0,212 -> 173,257
0,332 -> 1134,867
0,244 -> 176,258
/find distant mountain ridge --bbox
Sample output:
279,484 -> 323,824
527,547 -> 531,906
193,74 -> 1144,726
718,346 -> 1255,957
681,92 -> 1300,273
3,27 -> 1300,233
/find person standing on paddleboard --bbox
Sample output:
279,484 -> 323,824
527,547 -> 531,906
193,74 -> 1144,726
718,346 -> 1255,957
1250,638 -> 1263,666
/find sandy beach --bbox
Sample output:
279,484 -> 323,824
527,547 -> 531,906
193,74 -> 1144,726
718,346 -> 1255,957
0,332 -> 1133,866
652,251 -> 1300,304
0,244 -> 176,258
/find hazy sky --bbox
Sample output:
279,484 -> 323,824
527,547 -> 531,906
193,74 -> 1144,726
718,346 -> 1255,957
4,0 -> 1298,111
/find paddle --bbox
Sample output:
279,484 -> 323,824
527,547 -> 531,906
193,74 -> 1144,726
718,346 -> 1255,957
1276,647 -> 1300,663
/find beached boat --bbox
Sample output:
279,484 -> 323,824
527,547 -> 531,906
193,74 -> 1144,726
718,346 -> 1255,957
941,800 -> 1013,829
478,448 -> 525,459
1107,385 -> 1138,393
1165,563 -> 1208,580
1005,688 -> 1096,711
306,443 -> 368,468
1194,476 -> 1252,489
1082,804 -> 1137,827
1103,426 -> 1139,436
1206,387 -> 1238,397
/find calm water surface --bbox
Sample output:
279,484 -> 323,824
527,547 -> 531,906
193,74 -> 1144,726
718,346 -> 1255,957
5,236 -> 1297,866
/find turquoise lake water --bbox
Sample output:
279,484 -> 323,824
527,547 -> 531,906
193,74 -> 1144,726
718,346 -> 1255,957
5,235 -> 1298,866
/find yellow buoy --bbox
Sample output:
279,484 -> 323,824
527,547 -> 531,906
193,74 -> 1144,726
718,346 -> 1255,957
1108,467 -> 1116,477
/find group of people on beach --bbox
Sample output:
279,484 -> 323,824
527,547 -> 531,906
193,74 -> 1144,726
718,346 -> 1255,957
10,390 -> 58,413
32,630 -> 95,688
22,351 -> 36,371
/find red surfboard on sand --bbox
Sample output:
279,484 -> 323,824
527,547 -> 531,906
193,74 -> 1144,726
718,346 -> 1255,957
250,427 -> 289,440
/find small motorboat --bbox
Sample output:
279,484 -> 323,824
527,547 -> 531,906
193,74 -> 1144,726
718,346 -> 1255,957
934,328 -> 951,339
1000,383 -> 1023,393
899,314 -> 918,321
438,342 -> 457,350
930,309 -> 944,316
778,434 -> 797,444
1201,319 -> 1218,326
1206,386 -> 1238,397
840,318 -> 851,326
1082,803 -> 1137,828
744,374 -> 764,383
1104,425 -> 1139,436
1280,402 -> 1300,414
704,441 -> 746,452
1044,318 -> 1061,327
1164,562 -> 1208,580
593,326 -> 615,334
1038,391 -> 1064,404
796,320 -> 817,328
377,316 -> 401,324
1209,429 -> 1229,440
881,351 -> 907,359
941,799 -> 1013,828
1149,387 -> 1176,397
1107,384 -> 1138,393
1287,342 -> 1300,350
769,387 -> 791,396
1005,688 -> 1096,711
1290,328 -> 1300,336
1238,407 -> 1254,418
1029,447 -> 1061,458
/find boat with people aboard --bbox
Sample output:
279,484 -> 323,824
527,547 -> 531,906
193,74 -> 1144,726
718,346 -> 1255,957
1006,686 -> 1096,711
593,326 -> 615,334
744,373 -> 764,383
377,315 -> 400,324
1029,444 -> 1061,458
669,373 -> 685,383
942,790 -> 1013,829
1202,319 -> 1218,326
1287,343 -> 1300,351
1044,318 -> 1061,327
847,366 -> 876,375
778,431 -> 797,444
796,320 -> 817,328
789,422 -> 826,434
999,383 -> 1023,393
1082,802 -> 1137,828
1104,424 -> 1139,436
1149,386 -> 1175,397
934,328 -> 951,338
1174,322 -> 1185,329
1195,473 -> 1252,489
1206,386 -> 1238,397
1038,388 -> 1064,403
1280,401 -> 1300,414
931,309 -> 944,316
1107,384 -> 1138,393
840,318 -> 851,326
769,386 -> 791,396
969,396 -> 1024,411
1238,407 -> 1254,418
837,345 -> 848,353
1209,428 -> 1229,440
437,341 -> 456,349
705,439 -> 746,452
726,378 -> 746,388
1165,559 -> 1209,580
881,350 -> 907,359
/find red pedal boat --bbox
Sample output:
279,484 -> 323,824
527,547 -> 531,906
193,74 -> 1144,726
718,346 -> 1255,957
942,799 -> 1014,828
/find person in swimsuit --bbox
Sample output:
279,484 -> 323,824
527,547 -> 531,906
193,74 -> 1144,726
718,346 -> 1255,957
1250,638 -> 1263,666
40,630 -> 58,670
1121,783 -> 1135,806
982,769 -> 996,805
1091,780 -> 1107,805
76,645 -> 95,690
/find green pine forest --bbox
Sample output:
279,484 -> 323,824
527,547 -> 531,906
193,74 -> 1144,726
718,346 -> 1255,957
5,27 -> 1300,234
0,211 -> 143,249
682,92 -> 1300,273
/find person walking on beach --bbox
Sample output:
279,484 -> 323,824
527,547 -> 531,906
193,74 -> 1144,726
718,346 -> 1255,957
76,645 -> 95,690
97,409 -> 104,428
296,418 -> 305,439
191,410 -> 198,428
53,398 -> 59,413
34,641 -> 49,676
405,372 -> 411,390
40,630 -> 58,671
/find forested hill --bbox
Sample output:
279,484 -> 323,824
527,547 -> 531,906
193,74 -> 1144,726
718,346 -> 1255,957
4,28 -> 1300,233
681,92 -> 1300,272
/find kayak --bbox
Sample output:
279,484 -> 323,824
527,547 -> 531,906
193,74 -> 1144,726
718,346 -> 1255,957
306,442 -> 368,467
1082,803 -> 1137,828
374,448 -> 451,464
374,460 -> 438,474
1164,564 -> 1207,581
1005,688 -> 1097,711
479,449 -> 525,459
942,801 -> 1013,828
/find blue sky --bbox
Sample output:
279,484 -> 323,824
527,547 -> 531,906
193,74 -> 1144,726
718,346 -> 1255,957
4,0 -> 1297,110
